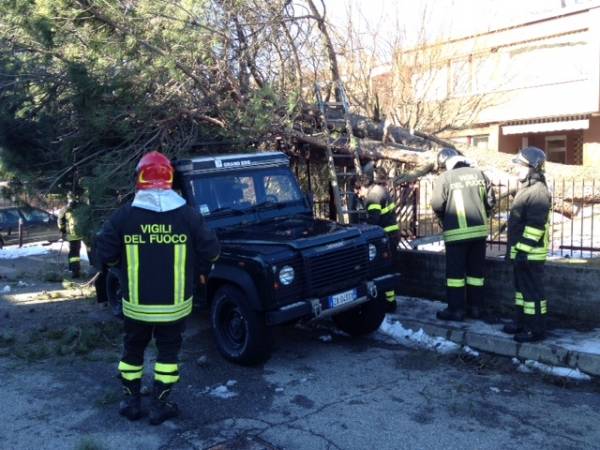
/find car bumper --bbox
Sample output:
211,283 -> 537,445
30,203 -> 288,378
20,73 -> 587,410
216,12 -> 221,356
265,273 -> 401,326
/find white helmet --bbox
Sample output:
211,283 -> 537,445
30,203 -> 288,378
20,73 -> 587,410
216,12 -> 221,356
445,155 -> 471,171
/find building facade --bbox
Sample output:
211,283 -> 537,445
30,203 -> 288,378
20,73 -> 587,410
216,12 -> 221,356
372,2 -> 600,165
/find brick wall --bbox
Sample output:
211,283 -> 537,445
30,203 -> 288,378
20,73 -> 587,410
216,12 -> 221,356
395,250 -> 600,324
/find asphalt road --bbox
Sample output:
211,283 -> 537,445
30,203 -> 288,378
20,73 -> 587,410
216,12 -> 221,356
2,308 -> 600,450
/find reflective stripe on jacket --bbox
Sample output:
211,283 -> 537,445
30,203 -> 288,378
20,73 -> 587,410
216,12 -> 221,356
364,184 -> 399,234
507,176 -> 551,263
431,166 -> 495,243
96,202 -> 220,323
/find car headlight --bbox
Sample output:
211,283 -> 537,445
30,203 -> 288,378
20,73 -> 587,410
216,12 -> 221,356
279,265 -> 295,285
368,243 -> 377,261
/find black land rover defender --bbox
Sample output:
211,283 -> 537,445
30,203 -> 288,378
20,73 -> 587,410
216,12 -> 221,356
108,152 -> 400,364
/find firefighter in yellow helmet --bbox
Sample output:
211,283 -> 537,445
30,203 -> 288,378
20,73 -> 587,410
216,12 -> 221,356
96,151 -> 220,424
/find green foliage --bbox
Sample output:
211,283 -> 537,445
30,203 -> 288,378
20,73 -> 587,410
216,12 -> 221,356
0,0 -> 306,223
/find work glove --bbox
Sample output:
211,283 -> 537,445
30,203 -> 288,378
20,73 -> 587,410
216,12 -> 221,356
514,250 -> 528,263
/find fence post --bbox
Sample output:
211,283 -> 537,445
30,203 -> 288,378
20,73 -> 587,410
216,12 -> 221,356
18,217 -> 23,248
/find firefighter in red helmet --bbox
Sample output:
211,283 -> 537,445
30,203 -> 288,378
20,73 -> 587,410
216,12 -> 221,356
96,151 -> 220,425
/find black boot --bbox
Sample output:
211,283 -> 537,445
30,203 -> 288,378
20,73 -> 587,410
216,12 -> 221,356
502,321 -> 523,334
514,329 -> 545,343
436,308 -> 465,322
385,299 -> 397,313
149,382 -> 179,426
119,380 -> 145,421
466,306 -> 482,320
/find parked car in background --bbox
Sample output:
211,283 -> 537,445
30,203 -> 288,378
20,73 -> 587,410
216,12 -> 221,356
0,206 -> 61,248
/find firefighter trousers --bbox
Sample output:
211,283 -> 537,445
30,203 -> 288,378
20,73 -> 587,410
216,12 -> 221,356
118,318 -> 185,394
445,239 -> 486,313
67,239 -> 81,276
513,259 -> 546,334
384,233 -> 400,304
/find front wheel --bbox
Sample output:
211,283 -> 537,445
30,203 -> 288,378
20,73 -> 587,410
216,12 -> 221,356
210,284 -> 271,365
332,295 -> 386,337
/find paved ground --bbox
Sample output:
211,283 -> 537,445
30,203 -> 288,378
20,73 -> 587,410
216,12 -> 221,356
2,245 -> 600,450
3,306 -> 600,450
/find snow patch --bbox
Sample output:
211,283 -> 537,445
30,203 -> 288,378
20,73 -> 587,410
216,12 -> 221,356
318,335 -> 332,343
0,245 -> 51,259
2,285 -> 10,293
489,387 -> 501,393
377,318 -> 460,354
463,346 -> 480,357
512,358 -> 591,381
209,385 -> 238,399
225,379 -> 237,387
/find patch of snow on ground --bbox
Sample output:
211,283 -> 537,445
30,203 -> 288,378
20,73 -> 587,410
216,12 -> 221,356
378,318 -> 460,354
209,385 -> 238,399
489,387 -> 501,393
318,335 -> 332,342
463,346 -> 480,357
0,245 -> 51,259
2,285 -> 11,293
512,358 -> 591,381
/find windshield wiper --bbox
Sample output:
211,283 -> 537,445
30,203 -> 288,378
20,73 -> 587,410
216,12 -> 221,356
210,206 -> 246,216
252,200 -> 302,212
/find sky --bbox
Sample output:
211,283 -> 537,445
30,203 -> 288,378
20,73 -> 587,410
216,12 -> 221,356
324,0 -> 595,46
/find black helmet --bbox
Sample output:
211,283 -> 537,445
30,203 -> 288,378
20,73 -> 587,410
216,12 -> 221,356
374,168 -> 388,184
513,146 -> 546,172
437,147 -> 459,170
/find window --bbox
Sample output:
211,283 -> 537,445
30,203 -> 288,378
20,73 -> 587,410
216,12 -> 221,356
20,208 -> 51,223
472,135 -> 489,150
263,174 -> 301,203
0,208 -> 21,226
191,167 -> 304,215
545,135 -> 567,164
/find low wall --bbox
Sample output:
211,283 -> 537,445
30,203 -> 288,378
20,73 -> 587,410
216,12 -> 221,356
395,250 -> 600,323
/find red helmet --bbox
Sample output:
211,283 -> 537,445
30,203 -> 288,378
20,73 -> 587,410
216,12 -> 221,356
135,151 -> 174,190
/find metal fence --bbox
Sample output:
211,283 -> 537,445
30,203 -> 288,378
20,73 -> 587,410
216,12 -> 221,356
313,178 -> 600,259
414,178 -> 600,258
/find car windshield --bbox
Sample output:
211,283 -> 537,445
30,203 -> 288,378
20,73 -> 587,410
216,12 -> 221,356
190,167 -> 304,216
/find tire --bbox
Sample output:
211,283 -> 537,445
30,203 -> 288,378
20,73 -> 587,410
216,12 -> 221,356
210,284 -> 271,365
332,294 -> 386,337
106,269 -> 123,318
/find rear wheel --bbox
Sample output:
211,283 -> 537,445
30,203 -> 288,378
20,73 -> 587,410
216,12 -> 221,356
332,295 -> 386,337
210,284 -> 271,365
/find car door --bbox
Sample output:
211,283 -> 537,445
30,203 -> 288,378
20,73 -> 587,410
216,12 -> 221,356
19,207 -> 60,244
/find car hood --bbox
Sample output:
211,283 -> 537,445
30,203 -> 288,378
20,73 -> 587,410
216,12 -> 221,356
217,216 -> 363,250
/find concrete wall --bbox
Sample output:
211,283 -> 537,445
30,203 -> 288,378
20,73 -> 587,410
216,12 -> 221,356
584,116 -> 600,166
395,250 -> 600,323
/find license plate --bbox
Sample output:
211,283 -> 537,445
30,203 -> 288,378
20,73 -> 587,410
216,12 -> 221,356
328,288 -> 357,308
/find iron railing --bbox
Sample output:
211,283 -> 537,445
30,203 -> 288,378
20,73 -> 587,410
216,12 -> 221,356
313,178 -> 600,259
414,178 -> 600,258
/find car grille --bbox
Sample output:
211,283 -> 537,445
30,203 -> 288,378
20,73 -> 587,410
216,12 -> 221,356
306,244 -> 368,297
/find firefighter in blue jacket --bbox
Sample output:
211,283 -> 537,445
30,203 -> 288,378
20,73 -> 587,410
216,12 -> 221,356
503,147 -> 551,342
96,151 -> 220,425
431,148 -> 495,321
